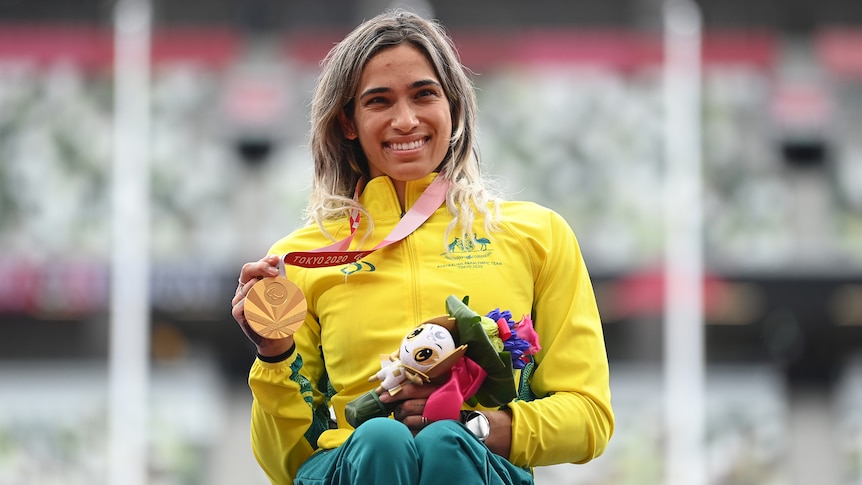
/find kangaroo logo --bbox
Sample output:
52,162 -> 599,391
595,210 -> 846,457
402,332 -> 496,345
447,237 -> 461,252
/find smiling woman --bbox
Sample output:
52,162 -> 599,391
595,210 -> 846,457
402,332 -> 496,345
229,9 -> 613,485
337,45 -> 452,208
337,44 -> 453,208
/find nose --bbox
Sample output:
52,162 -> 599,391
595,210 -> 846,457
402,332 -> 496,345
391,101 -> 418,132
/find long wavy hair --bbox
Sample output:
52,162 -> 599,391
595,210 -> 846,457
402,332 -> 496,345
305,9 -> 500,244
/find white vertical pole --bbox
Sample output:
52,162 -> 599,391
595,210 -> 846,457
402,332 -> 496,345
109,1 -> 152,484
662,1 -> 705,485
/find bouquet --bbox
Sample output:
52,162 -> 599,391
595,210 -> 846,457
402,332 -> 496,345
344,295 -> 540,428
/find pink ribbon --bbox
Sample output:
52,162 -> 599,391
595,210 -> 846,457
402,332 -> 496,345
282,174 -> 449,269
422,357 -> 487,422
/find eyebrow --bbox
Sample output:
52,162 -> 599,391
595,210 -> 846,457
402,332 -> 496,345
358,79 -> 442,101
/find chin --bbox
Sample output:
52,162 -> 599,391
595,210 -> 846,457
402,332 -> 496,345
388,166 -> 437,182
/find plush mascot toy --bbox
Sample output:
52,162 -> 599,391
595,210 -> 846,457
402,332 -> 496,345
345,295 -> 539,428
370,321 -> 467,395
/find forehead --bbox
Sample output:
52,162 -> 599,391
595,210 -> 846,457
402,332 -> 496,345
359,43 -> 439,86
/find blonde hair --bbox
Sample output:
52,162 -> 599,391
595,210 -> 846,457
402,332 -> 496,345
305,9 -> 500,242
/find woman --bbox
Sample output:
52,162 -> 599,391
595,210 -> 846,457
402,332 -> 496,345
231,9 -> 613,485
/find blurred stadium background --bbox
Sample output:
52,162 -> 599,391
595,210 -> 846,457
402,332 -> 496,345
1,0 -> 862,484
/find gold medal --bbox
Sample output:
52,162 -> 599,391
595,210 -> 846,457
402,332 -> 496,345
244,276 -> 307,338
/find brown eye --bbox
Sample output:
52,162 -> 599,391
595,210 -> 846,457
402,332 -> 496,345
414,347 -> 435,363
406,327 -> 424,340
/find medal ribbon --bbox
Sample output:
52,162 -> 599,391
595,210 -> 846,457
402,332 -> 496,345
281,174 -> 450,269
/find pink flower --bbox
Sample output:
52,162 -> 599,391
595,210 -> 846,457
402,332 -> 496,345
514,315 -> 541,354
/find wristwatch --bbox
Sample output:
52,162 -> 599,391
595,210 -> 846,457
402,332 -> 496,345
461,411 -> 490,442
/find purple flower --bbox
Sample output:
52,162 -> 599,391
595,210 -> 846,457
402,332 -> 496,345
486,308 -> 513,326
486,308 -> 539,370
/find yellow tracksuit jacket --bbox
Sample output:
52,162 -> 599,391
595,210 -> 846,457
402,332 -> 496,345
248,173 -> 614,484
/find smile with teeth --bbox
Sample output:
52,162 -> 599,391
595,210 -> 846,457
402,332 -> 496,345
388,138 -> 427,151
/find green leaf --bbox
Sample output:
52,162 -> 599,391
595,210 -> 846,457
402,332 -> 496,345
445,295 -> 517,407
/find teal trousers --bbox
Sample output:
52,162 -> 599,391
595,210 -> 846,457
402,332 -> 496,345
294,418 -> 534,485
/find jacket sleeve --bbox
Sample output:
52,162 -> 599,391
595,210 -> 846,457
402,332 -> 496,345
506,209 -> 615,467
248,245 -> 331,484
248,352 -> 316,484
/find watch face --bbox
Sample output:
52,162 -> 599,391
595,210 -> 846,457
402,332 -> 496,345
465,412 -> 490,442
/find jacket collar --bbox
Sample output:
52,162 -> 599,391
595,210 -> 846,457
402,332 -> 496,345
359,172 -> 441,220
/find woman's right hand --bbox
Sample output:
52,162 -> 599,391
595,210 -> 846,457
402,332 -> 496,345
231,254 -> 295,357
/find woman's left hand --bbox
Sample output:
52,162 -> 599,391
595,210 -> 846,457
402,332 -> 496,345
378,383 -> 438,434
378,382 -> 513,458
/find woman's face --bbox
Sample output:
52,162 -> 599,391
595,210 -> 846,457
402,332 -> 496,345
340,43 -> 452,189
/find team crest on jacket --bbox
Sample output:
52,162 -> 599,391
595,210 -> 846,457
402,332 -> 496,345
440,233 -> 496,268
446,233 -> 492,253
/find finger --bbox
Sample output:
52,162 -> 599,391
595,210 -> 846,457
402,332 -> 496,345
231,299 -> 265,347
235,276 -> 257,296
239,256 -> 281,285
393,399 -> 426,421
392,403 -> 425,426
231,297 -> 247,326
231,278 -> 254,306
238,262 -> 254,287
408,399 -> 427,416
231,290 -> 243,316
404,414 -> 431,434
393,383 -> 437,400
